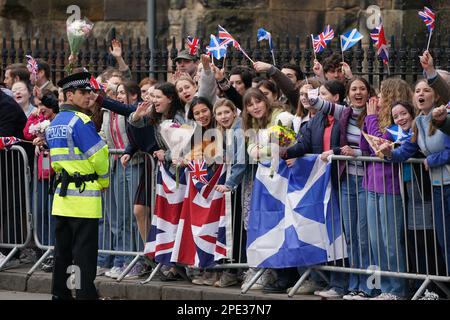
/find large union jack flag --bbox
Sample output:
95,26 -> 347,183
419,6 -> 436,33
218,25 -> 240,49
171,164 -> 232,268
312,25 -> 334,53
186,36 -> 200,56
370,22 -> 389,65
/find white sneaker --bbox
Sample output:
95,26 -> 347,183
105,266 -> 122,279
203,272 -> 220,286
370,293 -> 403,300
241,269 -> 263,290
97,266 -> 109,276
315,287 -> 344,298
419,290 -> 440,300
288,280 -> 324,295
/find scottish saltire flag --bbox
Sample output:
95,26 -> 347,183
171,164 -> 233,268
386,124 -> 413,144
370,23 -> 389,64
144,163 -> 187,264
257,28 -> 273,50
206,34 -> 228,60
186,36 -> 200,56
218,25 -> 240,49
247,156 -> 346,268
340,29 -> 363,51
419,6 -> 435,33
312,25 -> 334,53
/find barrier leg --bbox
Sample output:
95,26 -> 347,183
411,278 -> 431,300
117,254 -> 140,282
27,248 -> 52,276
240,268 -> 265,295
287,268 -> 311,298
315,268 -> 330,285
140,262 -> 162,285
0,247 -> 19,271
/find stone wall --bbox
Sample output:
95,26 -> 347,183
0,0 -> 449,47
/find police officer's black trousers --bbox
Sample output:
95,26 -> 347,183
51,216 -> 99,300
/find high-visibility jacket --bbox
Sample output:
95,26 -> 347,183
46,104 -> 109,218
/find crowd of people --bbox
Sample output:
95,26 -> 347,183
1,38 -> 449,300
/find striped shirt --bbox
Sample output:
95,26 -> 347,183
347,107 -> 364,176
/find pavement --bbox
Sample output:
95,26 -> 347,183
0,263 -> 322,300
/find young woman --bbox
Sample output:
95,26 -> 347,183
256,79 -> 280,104
380,79 -> 450,288
359,78 -> 413,300
293,78 -> 321,135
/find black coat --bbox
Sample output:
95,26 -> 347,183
0,89 -> 27,138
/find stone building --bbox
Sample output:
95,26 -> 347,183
1,0 -> 449,47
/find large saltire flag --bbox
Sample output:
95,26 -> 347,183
171,164 -> 233,268
144,163 -> 187,265
246,156 -> 347,268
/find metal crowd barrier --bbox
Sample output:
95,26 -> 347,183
0,146 -> 33,271
28,149 -> 156,283
284,155 -> 450,300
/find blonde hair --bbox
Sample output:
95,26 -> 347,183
378,78 -> 413,133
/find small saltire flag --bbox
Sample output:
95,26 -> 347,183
340,29 -> 363,51
171,164 -> 232,268
370,22 -> 389,64
246,156 -> 347,268
218,25 -> 240,49
26,55 -> 38,82
419,6 -> 436,33
0,136 -> 22,150
257,28 -> 273,51
186,36 -> 200,56
144,163 -> 187,265
386,124 -> 413,144
206,34 -> 228,60
312,25 -> 335,53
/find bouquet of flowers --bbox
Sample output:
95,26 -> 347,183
159,120 -> 196,187
267,112 -> 296,176
66,19 -> 94,74
29,119 -> 51,140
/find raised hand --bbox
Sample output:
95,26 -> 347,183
313,59 -> 324,79
419,50 -> 435,76
133,101 -> 152,121
109,39 -> 123,59
201,54 -> 212,71
367,97 -> 379,115
253,61 -> 272,73
211,64 -> 225,82
432,104 -> 448,124
340,61 -> 353,79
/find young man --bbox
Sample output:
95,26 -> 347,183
3,63 -> 30,89
35,60 -> 59,93
174,49 -> 199,79
47,72 -> 109,300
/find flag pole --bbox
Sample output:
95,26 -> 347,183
386,61 -> 391,77
240,46 -> 255,65
271,49 -> 276,66
426,30 -> 433,52
310,35 -> 317,61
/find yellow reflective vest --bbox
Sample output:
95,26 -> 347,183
46,105 -> 109,218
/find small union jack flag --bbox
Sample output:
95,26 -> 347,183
312,25 -> 334,53
0,136 -> 22,150
370,22 -> 389,65
186,36 -> 200,56
188,159 -> 209,185
26,55 -> 38,81
218,25 -> 240,49
419,6 -> 436,33
90,75 -> 105,91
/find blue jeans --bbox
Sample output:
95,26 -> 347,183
106,162 -> 141,267
367,192 -> 407,297
432,185 -> 450,274
341,175 -> 371,294
36,179 -> 55,246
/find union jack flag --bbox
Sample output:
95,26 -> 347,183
370,23 -> 389,65
0,136 -> 22,150
89,75 -> 105,91
312,25 -> 334,53
218,25 -> 240,49
186,36 -> 200,56
26,55 -> 38,81
419,6 -> 435,33
188,159 -> 209,185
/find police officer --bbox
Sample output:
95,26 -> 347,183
46,72 -> 109,300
